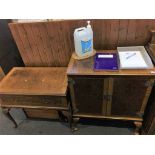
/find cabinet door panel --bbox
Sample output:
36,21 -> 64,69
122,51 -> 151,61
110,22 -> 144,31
73,77 -> 106,114
111,78 -> 150,117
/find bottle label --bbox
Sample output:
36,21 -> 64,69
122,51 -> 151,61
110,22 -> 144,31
81,39 -> 92,54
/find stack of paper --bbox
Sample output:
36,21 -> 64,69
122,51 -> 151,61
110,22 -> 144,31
118,51 -> 147,69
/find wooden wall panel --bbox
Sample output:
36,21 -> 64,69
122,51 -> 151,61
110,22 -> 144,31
9,19 -> 155,67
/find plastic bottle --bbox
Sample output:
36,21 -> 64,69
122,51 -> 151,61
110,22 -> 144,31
74,21 -> 93,58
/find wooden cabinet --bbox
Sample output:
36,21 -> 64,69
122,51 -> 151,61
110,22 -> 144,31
70,77 -> 153,117
67,51 -> 155,133
73,77 -> 105,115
111,77 -> 152,117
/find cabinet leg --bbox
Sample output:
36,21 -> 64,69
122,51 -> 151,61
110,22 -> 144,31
134,121 -> 142,135
72,117 -> 80,132
67,112 -> 72,129
2,108 -> 18,128
58,110 -> 72,129
68,102 -> 73,129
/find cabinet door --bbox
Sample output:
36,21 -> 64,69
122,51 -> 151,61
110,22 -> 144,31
71,77 -> 107,115
110,77 -> 154,117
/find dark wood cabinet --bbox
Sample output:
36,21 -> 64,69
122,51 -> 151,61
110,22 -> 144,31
73,77 -> 105,115
111,77 -> 151,117
70,77 -> 153,117
67,51 -> 155,134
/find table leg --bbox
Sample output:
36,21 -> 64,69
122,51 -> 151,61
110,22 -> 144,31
134,121 -> 142,135
22,108 -> 28,118
58,111 -> 68,122
2,108 -> 18,128
72,117 -> 79,132
68,104 -> 73,129
57,110 -> 72,129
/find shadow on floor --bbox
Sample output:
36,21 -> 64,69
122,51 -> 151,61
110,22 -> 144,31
0,108 -> 134,135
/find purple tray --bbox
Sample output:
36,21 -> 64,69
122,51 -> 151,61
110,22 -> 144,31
94,53 -> 119,71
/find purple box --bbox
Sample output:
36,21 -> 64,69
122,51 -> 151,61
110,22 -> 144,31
94,52 -> 119,71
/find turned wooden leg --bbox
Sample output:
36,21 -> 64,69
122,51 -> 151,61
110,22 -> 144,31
68,103 -> 73,129
72,117 -> 80,132
68,114 -> 72,129
2,108 -> 18,128
57,108 -> 72,129
134,121 -> 142,135
58,111 -> 68,122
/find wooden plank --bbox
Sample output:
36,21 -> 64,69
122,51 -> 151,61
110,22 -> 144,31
73,113 -> 143,121
106,78 -> 113,115
102,78 -> 108,115
93,20 -> 106,49
109,20 -> 119,49
9,24 -> 30,66
1,104 -> 68,110
30,23 -> 49,66
15,24 -> 35,66
45,22 -> 65,66
23,24 -> 44,66
37,23 -> 53,66
58,21 -> 76,65
126,20 -> 137,46
135,20 -> 150,45
105,20 -> 111,49
118,19 -> 129,46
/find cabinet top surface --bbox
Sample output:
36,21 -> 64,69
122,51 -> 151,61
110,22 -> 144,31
67,50 -> 155,76
0,67 -> 67,96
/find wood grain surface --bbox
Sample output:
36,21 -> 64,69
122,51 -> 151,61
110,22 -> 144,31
67,51 -> 155,76
0,67 -> 67,96
9,19 -> 155,67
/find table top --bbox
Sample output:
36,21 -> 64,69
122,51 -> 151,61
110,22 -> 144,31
67,50 -> 155,76
0,67 -> 67,96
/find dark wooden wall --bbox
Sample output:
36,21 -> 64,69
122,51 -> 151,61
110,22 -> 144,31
9,19 -> 155,67
0,20 -> 24,74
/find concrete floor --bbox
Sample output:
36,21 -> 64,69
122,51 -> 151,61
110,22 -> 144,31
0,108 -> 134,135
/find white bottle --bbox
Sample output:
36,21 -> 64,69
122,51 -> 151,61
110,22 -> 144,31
74,21 -> 93,58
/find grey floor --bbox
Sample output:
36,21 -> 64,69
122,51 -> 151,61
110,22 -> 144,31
0,108 -> 134,135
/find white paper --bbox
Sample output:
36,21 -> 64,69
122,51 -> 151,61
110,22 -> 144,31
118,51 -> 147,68
98,54 -> 113,58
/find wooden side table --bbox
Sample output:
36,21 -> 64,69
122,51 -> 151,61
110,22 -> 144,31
67,50 -> 155,134
0,67 -> 71,128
